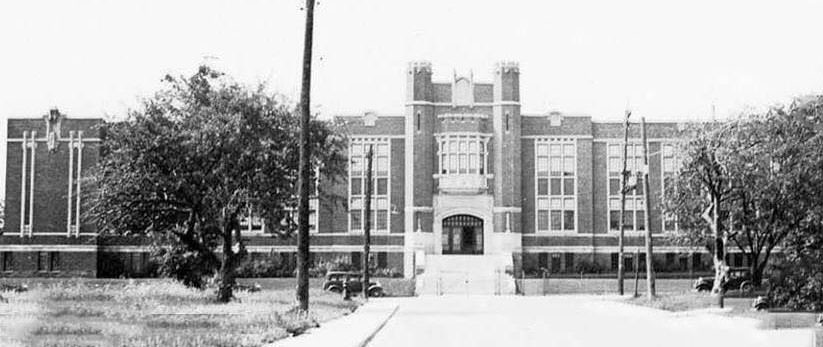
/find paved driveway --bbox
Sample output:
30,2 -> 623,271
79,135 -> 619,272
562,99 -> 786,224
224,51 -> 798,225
367,296 -> 813,347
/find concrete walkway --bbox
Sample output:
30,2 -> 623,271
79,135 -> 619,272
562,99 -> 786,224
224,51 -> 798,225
367,296 -> 815,347
270,298 -> 399,347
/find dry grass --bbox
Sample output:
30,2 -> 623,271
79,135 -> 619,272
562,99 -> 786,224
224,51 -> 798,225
0,279 -> 360,347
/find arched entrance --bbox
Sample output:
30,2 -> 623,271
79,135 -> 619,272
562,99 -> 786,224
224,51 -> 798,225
441,214 -> 483,255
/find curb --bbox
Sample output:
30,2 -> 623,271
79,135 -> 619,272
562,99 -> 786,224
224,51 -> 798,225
357,303 -> 400,347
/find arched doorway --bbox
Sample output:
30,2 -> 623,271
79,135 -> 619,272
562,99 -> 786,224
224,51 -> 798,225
441,214 -> 483,255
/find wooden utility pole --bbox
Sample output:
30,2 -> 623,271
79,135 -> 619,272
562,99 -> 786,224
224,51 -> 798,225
617,110 -> 631,296
363,145 -> 373,299
295,0 -> 316,312
640,117 -> 656,299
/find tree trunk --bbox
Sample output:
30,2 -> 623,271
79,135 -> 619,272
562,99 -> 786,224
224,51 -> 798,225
217,218 -> 236,303
363,145 -> 373,299
640,117 -> 655,299
617,111 -> 630,296
710,196 -> 728,306
296,0 -> 316,313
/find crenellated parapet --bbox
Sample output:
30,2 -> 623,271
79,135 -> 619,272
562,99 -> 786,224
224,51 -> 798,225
408,61 -> 433,75
494,61 -> 520,75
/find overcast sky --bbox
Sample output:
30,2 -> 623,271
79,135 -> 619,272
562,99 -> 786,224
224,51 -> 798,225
3,0 -> 823,204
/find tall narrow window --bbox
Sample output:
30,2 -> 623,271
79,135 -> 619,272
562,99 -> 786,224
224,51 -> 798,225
349,138 -> 390,232
416,112 -> 421,132
37,252 -> 47,272
505,113 -> 510,131
661,143 -> 679,232
1,252 -> 12,272
608,143 -> 646,232
49,252 -> 60,272
536,138 -> 576,232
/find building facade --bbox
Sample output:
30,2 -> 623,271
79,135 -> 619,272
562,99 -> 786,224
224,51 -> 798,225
1,62 -> 730,279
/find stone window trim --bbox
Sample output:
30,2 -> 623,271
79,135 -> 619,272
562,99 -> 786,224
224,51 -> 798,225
606,142 -> 648,234
434,132 -> 492,176
348,137 -> 392,234
534,137 -> 578,234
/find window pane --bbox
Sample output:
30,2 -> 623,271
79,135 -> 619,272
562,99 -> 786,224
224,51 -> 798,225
564,198 -> 575,210
636,211 -> 645,230
538,210 -> 549,231
538,179 -> 549,195
550,144 -> 561,156
469,141 -> 477,152
563,157 -> 575,176
563,144 -> 575,157
352,157 -> 363,175
537,157 -> 549,175
351,210 -> 362,230
377,210 -> 388,230
609,198 -> 621,210
609,211 -> 620,230
537,144 -> 548,156
663,144 -> 673,156
450,154 -> 458,172
550,198 -> 562,209
636,178 -> 644,195
550,178 -> 561,195
351,198 -> 362,209
608,144 -> 620,157
459,154 -> 467,174
609,178 -> 621,195
563,178 -> 574,196
663,158 -> 673,172
377,178 -> 388,195
624,211 -> 634,230
550,157 -> 562,176
469,154 -> 477,173
537,198 -> 549,209
564,211 -> 574,230
609,158 -> 621,176
376,157 -> 388,175
352,143 -> 363,155
377,144 -> 388,156
450,141 -> 457,152
351,178 -> 362,195
441,155 -> 448,174
550,211 -> 562,231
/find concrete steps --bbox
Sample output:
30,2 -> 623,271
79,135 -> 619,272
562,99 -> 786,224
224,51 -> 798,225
415,254 -> 516,295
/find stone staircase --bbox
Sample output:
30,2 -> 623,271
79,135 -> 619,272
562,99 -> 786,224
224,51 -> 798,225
415,254 -> 516,295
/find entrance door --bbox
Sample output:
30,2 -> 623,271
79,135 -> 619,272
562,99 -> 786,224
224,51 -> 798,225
442,215 -> 483,255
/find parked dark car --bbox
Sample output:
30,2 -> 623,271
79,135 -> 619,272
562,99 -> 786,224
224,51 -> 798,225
693,267 -> 754,293
322,271 -> 384,297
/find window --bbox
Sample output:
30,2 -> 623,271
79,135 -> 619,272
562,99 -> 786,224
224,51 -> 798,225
611,253 -> 619,270
505,113 -> 510,131
436,134 -> 489,175
564,253 -> 574,272
536,138 -> 576,232
416,112 -> 421,132
350,138 -> 390,232
377,252 -> 388,268
539,253 -> 549,270
661,143 -> 679,232
37,252 -> 48,272
351,252 -> 362,269
49,252 -> 60,272
607,143 -> 646,232
550,253 -> 561,273
2,252 -> 12,272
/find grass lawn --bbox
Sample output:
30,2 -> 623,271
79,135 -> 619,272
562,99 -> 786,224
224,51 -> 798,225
0,278 -> 361,347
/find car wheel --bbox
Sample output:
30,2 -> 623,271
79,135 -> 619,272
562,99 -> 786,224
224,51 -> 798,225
328,286 -> 342,293
368,288 -> 384,297
740,282 -> 753,294
696,286 -> 710,293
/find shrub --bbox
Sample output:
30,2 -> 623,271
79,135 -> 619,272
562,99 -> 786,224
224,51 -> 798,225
574,260 -> 603,274
767,252 -> 823,311
151,233 -> 220,289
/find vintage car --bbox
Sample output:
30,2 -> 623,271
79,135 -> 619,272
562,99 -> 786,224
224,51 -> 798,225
322,271 -> 384,297
693,267 -> 754,293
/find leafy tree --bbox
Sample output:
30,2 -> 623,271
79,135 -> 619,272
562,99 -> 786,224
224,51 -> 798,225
86,66 -> 346,302
665,96 -> 823,291
663,122 -> 734,294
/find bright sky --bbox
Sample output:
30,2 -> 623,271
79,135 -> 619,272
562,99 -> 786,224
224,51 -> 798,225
3,0 -> 823,201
